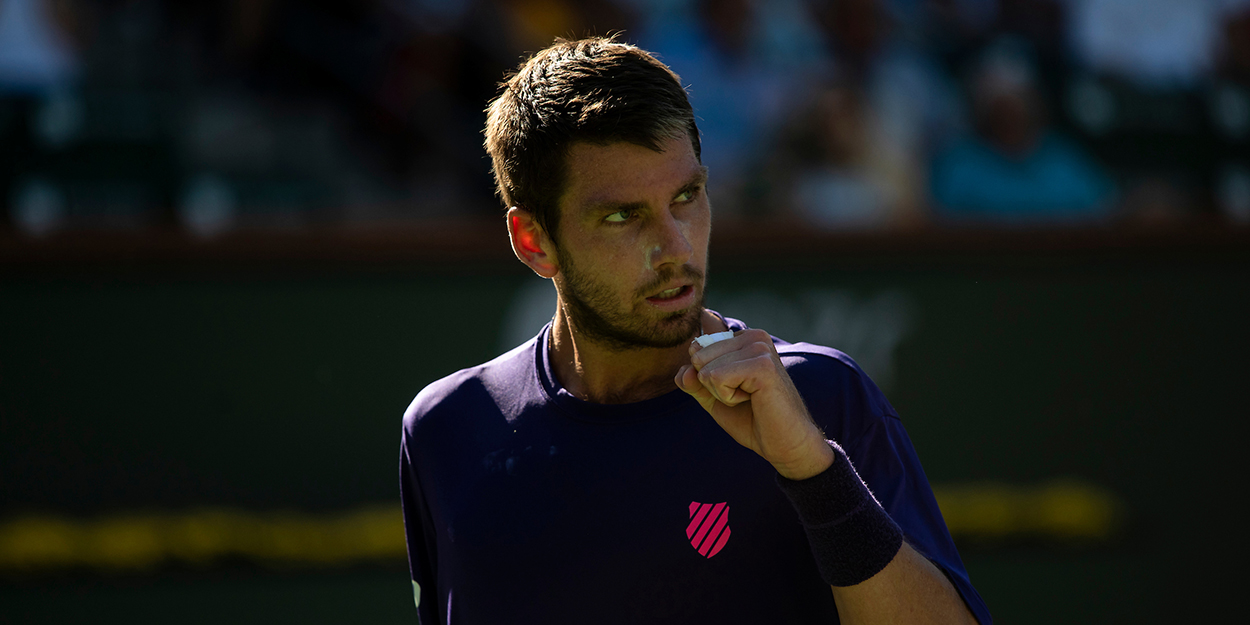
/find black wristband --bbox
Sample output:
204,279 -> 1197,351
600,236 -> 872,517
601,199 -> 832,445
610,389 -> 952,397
775,440 -> 904,587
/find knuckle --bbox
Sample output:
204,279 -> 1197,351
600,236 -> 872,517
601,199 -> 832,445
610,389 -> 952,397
705,368 -> 725,388
700,369 -> 721,390
745,342 -> 771,358
744,328 -> 770,342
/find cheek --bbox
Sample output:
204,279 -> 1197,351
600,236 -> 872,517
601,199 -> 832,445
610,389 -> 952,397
591,244 -> 642,285
686,204 -> 712,253
586,231 -> 644,270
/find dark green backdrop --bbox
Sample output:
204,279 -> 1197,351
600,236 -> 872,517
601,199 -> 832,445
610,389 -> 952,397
2,248 -> 1246,623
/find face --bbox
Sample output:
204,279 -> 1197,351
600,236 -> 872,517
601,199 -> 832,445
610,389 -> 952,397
551,134 -> 711,350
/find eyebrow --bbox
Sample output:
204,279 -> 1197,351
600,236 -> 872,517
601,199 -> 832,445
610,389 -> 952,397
676,167 -> 710,200
584,166 -> 709,215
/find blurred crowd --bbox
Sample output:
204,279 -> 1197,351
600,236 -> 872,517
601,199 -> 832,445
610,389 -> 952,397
1,0 -> 1249,236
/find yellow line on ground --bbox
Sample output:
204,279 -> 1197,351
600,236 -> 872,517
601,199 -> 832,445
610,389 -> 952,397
0,504 -> 406,572
0,480 -> 1124,572
933,479 -> 1124,541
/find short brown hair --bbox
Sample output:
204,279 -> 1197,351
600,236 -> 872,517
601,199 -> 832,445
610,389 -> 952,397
484,37 -> 701,244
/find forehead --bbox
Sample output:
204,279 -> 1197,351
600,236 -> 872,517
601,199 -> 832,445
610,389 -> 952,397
560,136 -> 702,212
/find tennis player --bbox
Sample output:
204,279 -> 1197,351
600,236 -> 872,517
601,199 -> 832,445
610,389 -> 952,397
400,36 -> 991,624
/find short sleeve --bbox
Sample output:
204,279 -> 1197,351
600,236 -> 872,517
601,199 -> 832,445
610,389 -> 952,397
783,348 -> 993,624
400,428 -> 440,625
846,416 -> 993,625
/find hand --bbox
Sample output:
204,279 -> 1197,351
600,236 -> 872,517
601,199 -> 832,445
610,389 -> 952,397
675,329 -> 835,480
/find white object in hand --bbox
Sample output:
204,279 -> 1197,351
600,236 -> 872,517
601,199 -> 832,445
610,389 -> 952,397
694,331 -> 735,348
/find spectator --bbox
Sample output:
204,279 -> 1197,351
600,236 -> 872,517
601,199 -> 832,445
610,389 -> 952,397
1213,3 -> 1250,223
1065,0 -> 1250,89
638,0 -> 829,216
931,48 -> 1115,223
807,0 -> 966,170
1056,1 -> 1250,224
0,0 -> 82,234
0,0 -> 78,95
1220,3 -> 1250,84
768,79 -> 924,229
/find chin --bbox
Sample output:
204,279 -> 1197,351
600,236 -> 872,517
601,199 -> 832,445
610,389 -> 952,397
642,307 -> 705,346
580,305 -> 702,351
559,266 -> 705,350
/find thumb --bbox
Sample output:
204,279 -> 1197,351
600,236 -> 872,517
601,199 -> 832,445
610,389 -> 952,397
676,365 -> 722,415
675,365 -> 700,395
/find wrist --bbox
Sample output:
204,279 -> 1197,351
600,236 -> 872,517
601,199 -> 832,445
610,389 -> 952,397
775,440 -> 904,587
771,433 -> 836,481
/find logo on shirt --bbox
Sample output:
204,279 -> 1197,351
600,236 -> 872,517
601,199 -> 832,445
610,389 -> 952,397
687,501 -> 731,558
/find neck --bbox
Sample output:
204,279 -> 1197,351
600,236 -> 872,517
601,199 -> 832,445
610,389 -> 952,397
548,307 -> 727,404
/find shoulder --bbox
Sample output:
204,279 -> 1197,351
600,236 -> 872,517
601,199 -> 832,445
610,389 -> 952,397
721,313 -> 889,416
402,338 -> 539,437
775,340 -> 902,439
776,342 -> 889,407
775,341 -> 862,376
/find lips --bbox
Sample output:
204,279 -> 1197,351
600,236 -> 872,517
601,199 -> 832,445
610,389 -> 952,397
646,285 -> 691,302
640,267 -> 704,311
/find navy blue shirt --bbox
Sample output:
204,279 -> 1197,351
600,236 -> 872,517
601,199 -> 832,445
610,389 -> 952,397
400,316 -> 991,624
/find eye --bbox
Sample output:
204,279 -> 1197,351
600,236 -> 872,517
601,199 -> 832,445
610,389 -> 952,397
674,188 -> 699,204
604,209 -> 633,223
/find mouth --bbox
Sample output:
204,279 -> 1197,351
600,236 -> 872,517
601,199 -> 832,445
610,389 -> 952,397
645,284 -> 693,304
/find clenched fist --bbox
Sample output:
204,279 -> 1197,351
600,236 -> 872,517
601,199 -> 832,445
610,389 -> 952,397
675,329 -> 835,480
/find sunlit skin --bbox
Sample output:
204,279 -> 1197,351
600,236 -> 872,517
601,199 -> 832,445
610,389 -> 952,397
508,135 -> 720,405
506,134 -> 977,624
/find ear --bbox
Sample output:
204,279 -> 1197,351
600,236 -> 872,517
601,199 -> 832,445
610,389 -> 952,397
506,206 -> 558,278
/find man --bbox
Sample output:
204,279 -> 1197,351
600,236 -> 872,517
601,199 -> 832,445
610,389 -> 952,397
400,37 -> 991,624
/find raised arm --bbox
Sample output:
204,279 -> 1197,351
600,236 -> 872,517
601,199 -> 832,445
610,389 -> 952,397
675,329 -> 979,624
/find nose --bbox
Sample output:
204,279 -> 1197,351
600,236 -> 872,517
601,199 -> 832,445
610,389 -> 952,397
648,209 -> 694,270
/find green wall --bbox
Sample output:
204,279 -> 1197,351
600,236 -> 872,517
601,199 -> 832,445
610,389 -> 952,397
2,252 -> 1246,623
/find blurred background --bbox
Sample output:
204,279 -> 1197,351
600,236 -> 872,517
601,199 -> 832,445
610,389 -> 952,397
1,0 -> 1248,623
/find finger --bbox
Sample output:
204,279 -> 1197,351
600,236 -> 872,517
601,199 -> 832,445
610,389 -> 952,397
689,331 -> 746,370
675,364 -> 700,395
689,328 -> 772,367
692,338 -> 773,405
696,353 -> 772,406
677,364 -> 721,413
677,365 -> 713,400
695,338 -> 774,375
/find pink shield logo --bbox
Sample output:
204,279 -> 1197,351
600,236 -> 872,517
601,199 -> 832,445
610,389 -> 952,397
687,501 -> 731,558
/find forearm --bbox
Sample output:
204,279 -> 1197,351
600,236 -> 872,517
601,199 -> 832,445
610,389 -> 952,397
680,332 -> 980,622
830,541 -> 978,625
776,442 -> 978,624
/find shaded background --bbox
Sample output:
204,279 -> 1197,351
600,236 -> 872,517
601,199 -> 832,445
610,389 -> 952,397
2,0 -> 1249,623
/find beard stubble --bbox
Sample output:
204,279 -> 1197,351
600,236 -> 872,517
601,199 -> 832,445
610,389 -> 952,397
557,250 -> 706,351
